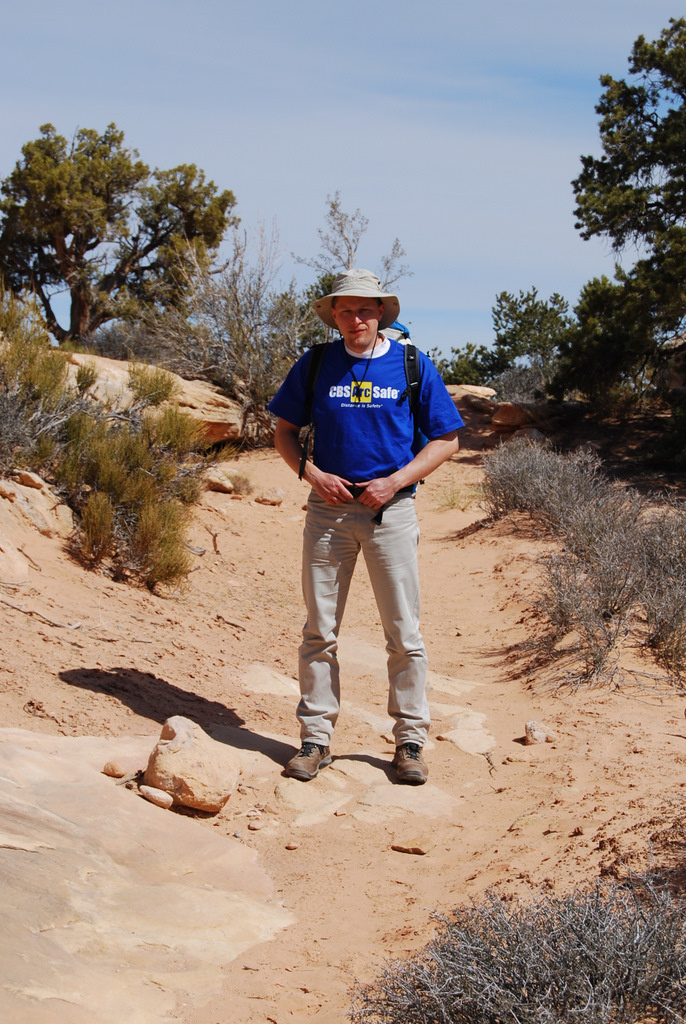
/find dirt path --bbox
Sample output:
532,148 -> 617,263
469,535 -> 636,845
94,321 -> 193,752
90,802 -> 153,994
2,425 -> 685,1023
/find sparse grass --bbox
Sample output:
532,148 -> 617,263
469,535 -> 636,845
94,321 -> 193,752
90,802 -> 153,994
350,878 -> 686,1024
433,481 -> 481,512
224,469 -> 253,495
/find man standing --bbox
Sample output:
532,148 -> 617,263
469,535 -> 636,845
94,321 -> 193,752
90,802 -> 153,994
268,269 -> 463,784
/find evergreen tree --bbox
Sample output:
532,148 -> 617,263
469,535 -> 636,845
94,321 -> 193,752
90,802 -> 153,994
568,18 -> 686,394
0,123 -> 237,344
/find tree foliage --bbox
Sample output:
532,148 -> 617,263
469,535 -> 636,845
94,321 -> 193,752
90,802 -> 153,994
91,225 -> 319,444
568,18 -> 686,394
553,274 -> 658,402
434,289 -> 571,399
0,123 -> 237,344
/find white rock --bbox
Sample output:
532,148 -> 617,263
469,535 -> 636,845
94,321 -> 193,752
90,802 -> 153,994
139,784 -> 174,808
144,716 -> 241,812
204,467 -> 236,493
255,488 -> 284,506
525,720 -> 557,745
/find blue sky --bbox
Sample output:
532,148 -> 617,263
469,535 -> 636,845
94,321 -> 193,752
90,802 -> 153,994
1,0 -> 680,356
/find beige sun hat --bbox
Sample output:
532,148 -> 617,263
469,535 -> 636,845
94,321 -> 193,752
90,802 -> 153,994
313,268 -> 400,330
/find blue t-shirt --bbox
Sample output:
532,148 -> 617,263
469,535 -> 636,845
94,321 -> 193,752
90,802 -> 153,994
269,339 -> 464,481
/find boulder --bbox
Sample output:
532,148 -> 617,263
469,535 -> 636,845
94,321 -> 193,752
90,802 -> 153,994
144,716 -> 240,812
67,353 -> 243,444
491,402 -> 536,429
204,465 -> 251,494
446,384 -> 496,399
0,476 -> 75,559
461,392 -> 498,415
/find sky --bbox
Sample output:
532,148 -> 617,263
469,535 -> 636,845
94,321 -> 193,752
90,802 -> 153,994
1,0 -> 681,356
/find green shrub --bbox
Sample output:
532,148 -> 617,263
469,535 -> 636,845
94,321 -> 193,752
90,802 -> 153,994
128,363 -> 179,407
350,879 -> 686,1024
59,409 -> 209,589
0,289 -> 82,474
81,491 -> 114,561
126,500 -> 192,589
0,288 -> 214,590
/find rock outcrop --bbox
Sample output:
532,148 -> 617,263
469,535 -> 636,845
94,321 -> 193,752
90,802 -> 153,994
0,474 -> 75,583
67,353 -> 243,444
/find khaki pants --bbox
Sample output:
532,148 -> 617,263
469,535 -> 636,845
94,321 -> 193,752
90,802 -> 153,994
297,491 -> 429,748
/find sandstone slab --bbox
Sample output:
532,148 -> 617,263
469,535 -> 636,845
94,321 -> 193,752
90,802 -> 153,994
0,729 -> 292,1024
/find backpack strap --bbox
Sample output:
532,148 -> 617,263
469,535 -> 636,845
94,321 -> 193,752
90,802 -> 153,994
402,343 -> 422,419
299,343 -> 329,480
402,343 -> 426,487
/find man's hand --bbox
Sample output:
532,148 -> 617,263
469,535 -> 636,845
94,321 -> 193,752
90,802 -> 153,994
353,478 -> 397,510
308,468 -> 355,506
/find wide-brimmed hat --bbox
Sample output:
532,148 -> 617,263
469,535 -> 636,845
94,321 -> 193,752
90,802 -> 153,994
313,268 -> 400,330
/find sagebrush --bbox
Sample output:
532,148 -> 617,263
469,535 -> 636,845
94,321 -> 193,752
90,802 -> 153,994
350,878 -> 686,1024
481,438 -> 686,684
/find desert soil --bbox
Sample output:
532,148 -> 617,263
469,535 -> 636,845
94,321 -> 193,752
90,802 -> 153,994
2,404 -> 686,1023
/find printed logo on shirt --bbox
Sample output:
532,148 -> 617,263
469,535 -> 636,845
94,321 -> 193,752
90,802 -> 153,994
328,382 -> 401,402
351,379 -> 372,404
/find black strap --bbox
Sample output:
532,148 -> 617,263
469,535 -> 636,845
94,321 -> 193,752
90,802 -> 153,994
403,343 -> 421,417
299,343 -> 329,479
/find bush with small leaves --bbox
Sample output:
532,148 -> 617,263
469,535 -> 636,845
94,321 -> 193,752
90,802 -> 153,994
481,439 -> 608,529
81,491 -> 114,562
58,408 -> 210,589
128,363 -> 179,407
636,499 -> 686,676
350,878 -> 686,1024
0,289 -> 88,474
481,438 -> 686,684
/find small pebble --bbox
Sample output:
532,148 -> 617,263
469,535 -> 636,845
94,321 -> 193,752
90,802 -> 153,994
248,819 -> 264,831
102,760 -> 127,778
139,785 -> 173,809
285,842 -> 299,850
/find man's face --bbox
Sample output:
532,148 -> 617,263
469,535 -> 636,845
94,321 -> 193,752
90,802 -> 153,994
331,296 -> 383,352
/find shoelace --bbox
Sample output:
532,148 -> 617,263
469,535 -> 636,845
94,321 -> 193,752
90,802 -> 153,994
401,744 -> 421,759
299,743 -> 323,757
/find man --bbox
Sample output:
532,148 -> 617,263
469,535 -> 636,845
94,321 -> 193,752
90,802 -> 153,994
268,269 -> 463,784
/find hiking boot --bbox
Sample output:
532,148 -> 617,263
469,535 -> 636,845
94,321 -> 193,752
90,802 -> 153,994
392,743 -> 428,785
285,743 -> 332,781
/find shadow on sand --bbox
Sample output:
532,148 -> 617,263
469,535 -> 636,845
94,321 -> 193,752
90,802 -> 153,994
59,665 -> 295,767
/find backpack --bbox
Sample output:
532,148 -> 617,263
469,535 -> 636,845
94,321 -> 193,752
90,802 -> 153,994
298,339 -> 425,480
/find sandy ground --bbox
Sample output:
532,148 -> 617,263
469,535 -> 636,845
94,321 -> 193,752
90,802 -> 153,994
2,406 -> 686,1023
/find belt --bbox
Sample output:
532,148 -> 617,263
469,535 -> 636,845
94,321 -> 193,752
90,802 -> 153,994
345,483 -> 414,499
343,483 -> 415,524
